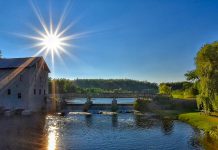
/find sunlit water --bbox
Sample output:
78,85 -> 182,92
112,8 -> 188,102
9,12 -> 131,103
67,98 -> 135,104
45,114 -> 203,150
0,109 -> 217,149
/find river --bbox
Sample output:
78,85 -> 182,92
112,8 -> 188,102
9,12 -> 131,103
0,98 -> 216,150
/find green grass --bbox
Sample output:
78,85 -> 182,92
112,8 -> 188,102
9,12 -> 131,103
171,93 -> 196,100
179,112 -> 218,131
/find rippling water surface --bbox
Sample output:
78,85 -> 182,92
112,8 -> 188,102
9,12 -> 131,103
2,112 -> 216,150
45,113 -> 203,150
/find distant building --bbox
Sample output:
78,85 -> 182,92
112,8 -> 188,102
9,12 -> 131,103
0,57 -> 50,112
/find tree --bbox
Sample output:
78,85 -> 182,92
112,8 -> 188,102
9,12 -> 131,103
195,42 -> 218,112
159,84 -> 171,95
185,70 -> 199,82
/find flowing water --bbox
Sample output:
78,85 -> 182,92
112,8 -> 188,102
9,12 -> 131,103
0,97 -> 216,150
44,113 -> 203,150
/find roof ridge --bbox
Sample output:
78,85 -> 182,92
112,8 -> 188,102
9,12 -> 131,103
0,56 -> 42,60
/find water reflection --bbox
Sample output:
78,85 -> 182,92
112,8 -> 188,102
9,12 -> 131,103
111,115 -> 118,127
0,115 -> 46,150
45,115 -> 61,150
47,127 -> 57,150
161,118 -> 174,135
85,115 -> 92,127
134,114 -> 154,128
1,113 -> 217,150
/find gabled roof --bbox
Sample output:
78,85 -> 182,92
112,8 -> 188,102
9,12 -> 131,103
0,57 -> 50,72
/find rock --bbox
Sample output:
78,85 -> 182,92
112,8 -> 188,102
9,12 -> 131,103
68,112 -> 91,115
101,111 -> 118,115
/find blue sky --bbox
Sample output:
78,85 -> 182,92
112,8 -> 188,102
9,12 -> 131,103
1,0 -> 218,83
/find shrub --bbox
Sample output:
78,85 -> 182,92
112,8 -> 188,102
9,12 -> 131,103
171,90 -> 184,99
133,98 -> 150,112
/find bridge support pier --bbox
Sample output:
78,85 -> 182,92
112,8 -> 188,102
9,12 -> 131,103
111,98 -> 118,112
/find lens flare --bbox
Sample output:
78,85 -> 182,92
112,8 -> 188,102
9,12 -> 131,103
15,0 -> 89,73
42,33 -> 61,51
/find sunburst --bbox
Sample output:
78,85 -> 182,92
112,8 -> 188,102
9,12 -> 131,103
19,0 -> 88,73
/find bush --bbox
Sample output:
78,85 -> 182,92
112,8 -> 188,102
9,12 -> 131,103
171,90 -> 184,99
184,87 -> 198,98
133,98 -> 150,112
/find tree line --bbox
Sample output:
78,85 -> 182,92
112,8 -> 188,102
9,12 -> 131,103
48,79 -> 159,94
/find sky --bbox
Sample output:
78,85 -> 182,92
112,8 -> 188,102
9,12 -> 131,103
0,0 -> 218,83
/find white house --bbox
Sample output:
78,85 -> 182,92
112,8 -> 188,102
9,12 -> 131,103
0,57 -> 50,112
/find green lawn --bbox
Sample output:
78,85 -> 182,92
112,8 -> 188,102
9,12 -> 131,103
179,112 -> 218,131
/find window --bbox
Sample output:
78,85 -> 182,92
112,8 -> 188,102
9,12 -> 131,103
44,90 -> 46,95
34,89 -> 36,95
20,75 -> 23,81
39,89 -> 41,95
7,89 -> 11,95
18,93 -> 21,99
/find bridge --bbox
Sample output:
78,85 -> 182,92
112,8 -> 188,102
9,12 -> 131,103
48,93 -> 157,113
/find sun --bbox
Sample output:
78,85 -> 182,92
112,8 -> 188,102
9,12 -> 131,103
41,32 -> 63,52
42,33 -> 61,51
15,0 -> 89,73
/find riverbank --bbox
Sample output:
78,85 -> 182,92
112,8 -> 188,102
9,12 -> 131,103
143,97 -> 218,149
150,97 -> 218,134
179,112 -> 218,137
179,112 -> 218,149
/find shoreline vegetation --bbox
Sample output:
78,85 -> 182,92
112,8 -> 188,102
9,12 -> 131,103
133,96 -> 218,149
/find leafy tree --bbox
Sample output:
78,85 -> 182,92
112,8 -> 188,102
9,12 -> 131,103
195,42 -> 218,112
159,84 -> 171,95
164,82 -> 193,91
133,98 -> 150,112
183,87 -> 198,98
185,70 -> 199,82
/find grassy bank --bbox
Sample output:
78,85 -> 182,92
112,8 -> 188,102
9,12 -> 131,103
179,112 -> 218,143
179,113 -> 218,131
